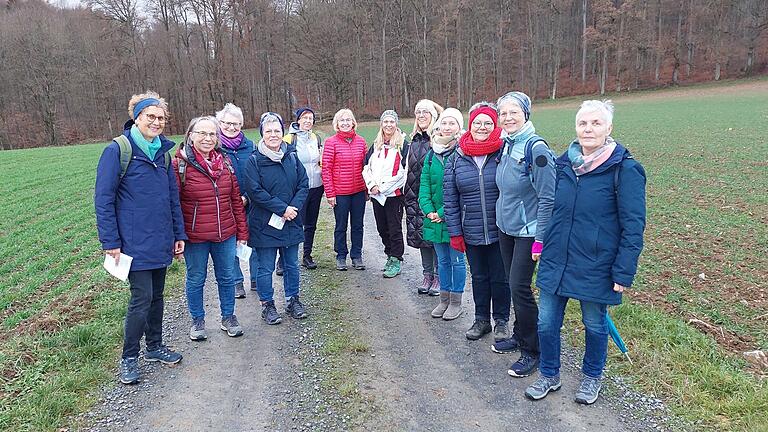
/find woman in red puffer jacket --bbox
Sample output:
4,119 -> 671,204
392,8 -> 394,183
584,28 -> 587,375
321,108 -> 368,271
174,116 -> 248,342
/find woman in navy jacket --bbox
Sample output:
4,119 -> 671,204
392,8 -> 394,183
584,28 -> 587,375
525,100 -> 646,406
217,103 -> 256,299
242,113 -> 309,326
443,102 -> 509,342
94,91 -> 187,385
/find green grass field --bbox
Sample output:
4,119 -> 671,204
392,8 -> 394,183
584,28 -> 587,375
0,79 -> 766,430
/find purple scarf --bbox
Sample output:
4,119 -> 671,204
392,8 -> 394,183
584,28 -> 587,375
219,131 -> 244,150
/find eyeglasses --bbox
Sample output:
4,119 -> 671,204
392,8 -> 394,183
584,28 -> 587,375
192,131 -> 217,138
220,120 -> 242,128
471,121 -> 494,129
144,114 -> 166,124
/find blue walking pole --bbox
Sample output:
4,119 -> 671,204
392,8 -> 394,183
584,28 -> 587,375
606,311 -> 632,364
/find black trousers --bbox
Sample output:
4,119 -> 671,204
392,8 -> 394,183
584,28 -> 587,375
123,267 -> 167,358
372,195 -> 405,260
300,186 -> 324,256
465,242 -> 510,322
499,232 -> 539,355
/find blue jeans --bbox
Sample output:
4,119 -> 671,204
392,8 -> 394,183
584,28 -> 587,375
538,290 -> 608,379
255,244 -> 300,302
333,191 -> 366,259
184,237 -> 237,320
433,242 -> 466,293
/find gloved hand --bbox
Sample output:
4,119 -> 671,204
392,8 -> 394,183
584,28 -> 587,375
450,235 -> 466,253
531,241 -> 543,261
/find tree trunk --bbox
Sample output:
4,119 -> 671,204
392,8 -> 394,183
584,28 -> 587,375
581,0 -> 587,83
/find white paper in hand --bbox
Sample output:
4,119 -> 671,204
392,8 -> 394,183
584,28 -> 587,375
103,253 -> 133,282
269,213 -> 285,230
236,243 -> 252,260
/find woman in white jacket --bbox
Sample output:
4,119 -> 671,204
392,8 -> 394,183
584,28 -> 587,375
363,110 -> 409,278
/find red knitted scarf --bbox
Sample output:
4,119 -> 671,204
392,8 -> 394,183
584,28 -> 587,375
459,128 -> 502,156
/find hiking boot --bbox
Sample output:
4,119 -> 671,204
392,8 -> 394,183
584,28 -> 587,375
234,282 -> 246,299
494,320 -> 509,342
119,357 -> 140,385
465,320 -> 492,340
507,353 -> 539,377
525,374 -> 562,400
442,292 -> 463,320
491,336 -> 519,354
189,317 -> 207,341
383,258 -> 401,278
144,346 -> 182,365
575,375 -> 602,405
336,257 -> 348,271
417,274 -> 433,294
302,255 -> 318,269
275,261 -> 284,276
351,257 -> 365,270
431,291 -> 450,318
261,301 -> 282,325
220,315 -> 244,337
286,296 -> 308,319
428,274 -> 440,296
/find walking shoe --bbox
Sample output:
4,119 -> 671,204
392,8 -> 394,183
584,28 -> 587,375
144,346 -> 182,365
286,296 -> 308,319
382,256 -> 395,272
507,353 -> 539,377
336,257 -> 348,271
442,292 -> 463,320
383,258 -> 401,278
234,282 -> 246,299
493,319 -> 509,342
491,336 -> 519,354
261,301 -> 282,325
119,357 -> 140,385
189,317 -> 207,341
351,257 -> 366,270
525,374 -> 562,400
250,280 -> 258,291
427,274 -> 440,296
431,291 -> 450,318
575,375 -> 602,405
220,315 -> 244,337
275,261 -> 284,276
417,274 -> 433,294
302,255 -> 318,269
465,320 -> 492,340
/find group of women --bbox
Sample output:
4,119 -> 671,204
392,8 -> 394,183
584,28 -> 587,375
95,90 -> 646,407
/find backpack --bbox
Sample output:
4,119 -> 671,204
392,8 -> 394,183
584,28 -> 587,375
114,135 -> 171,179
176,149 -> 235,188
519,134 -> 553,184
290,131 -> 323,150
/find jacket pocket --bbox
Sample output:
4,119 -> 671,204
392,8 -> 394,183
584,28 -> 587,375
191,202 -> 199,232
461,204 -> 466,227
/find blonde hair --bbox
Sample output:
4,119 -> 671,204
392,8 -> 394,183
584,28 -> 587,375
127,90 -> 169,120
411,99 -> 444,137
332,108 -> 357,132
183,116 -> 220,150
373,128 -> 405,151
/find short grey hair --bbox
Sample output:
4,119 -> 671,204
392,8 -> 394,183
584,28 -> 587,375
576,100 -> 614,126
216,103 -> 244,124
184,116 -> 220,148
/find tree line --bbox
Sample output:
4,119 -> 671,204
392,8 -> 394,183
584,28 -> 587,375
0,0 -> 766,149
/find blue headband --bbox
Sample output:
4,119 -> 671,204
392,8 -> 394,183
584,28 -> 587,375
259,112 -> 284,137
133,98 -> 161,120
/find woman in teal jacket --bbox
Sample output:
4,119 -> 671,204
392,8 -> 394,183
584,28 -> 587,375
418,108 -> 466,320
525,100 -> 646,406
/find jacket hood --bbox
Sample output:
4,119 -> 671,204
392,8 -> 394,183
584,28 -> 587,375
288,122 -> 302,134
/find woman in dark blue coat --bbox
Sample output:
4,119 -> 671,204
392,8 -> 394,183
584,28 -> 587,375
525,100 -> 646,406
216,103 -> 256,299
95,91 -> 187,385
242,112 -> 309,326
443,102 -> 510,342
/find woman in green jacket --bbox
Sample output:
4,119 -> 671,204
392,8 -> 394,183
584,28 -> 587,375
418,108 -> 466,320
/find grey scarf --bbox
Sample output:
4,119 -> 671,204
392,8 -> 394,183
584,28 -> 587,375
258,139 -> 284,162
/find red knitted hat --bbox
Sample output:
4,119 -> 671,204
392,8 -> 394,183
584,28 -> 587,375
469,105 -> 498,128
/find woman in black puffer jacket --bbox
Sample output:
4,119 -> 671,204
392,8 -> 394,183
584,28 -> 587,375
404,99 -> 443,296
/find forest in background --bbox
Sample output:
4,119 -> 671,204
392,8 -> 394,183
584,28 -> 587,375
0,0 -> 766,149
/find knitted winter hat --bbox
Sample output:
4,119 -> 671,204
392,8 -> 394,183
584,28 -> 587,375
497,91 -> 532,122
380,109 -> 399,124
259,112 -> 284,137
295,107 -> 315,121
437,108 -> 464,130
469,105 -> 498,128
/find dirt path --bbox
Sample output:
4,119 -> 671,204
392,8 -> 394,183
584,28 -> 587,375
83,203 -> 666,431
